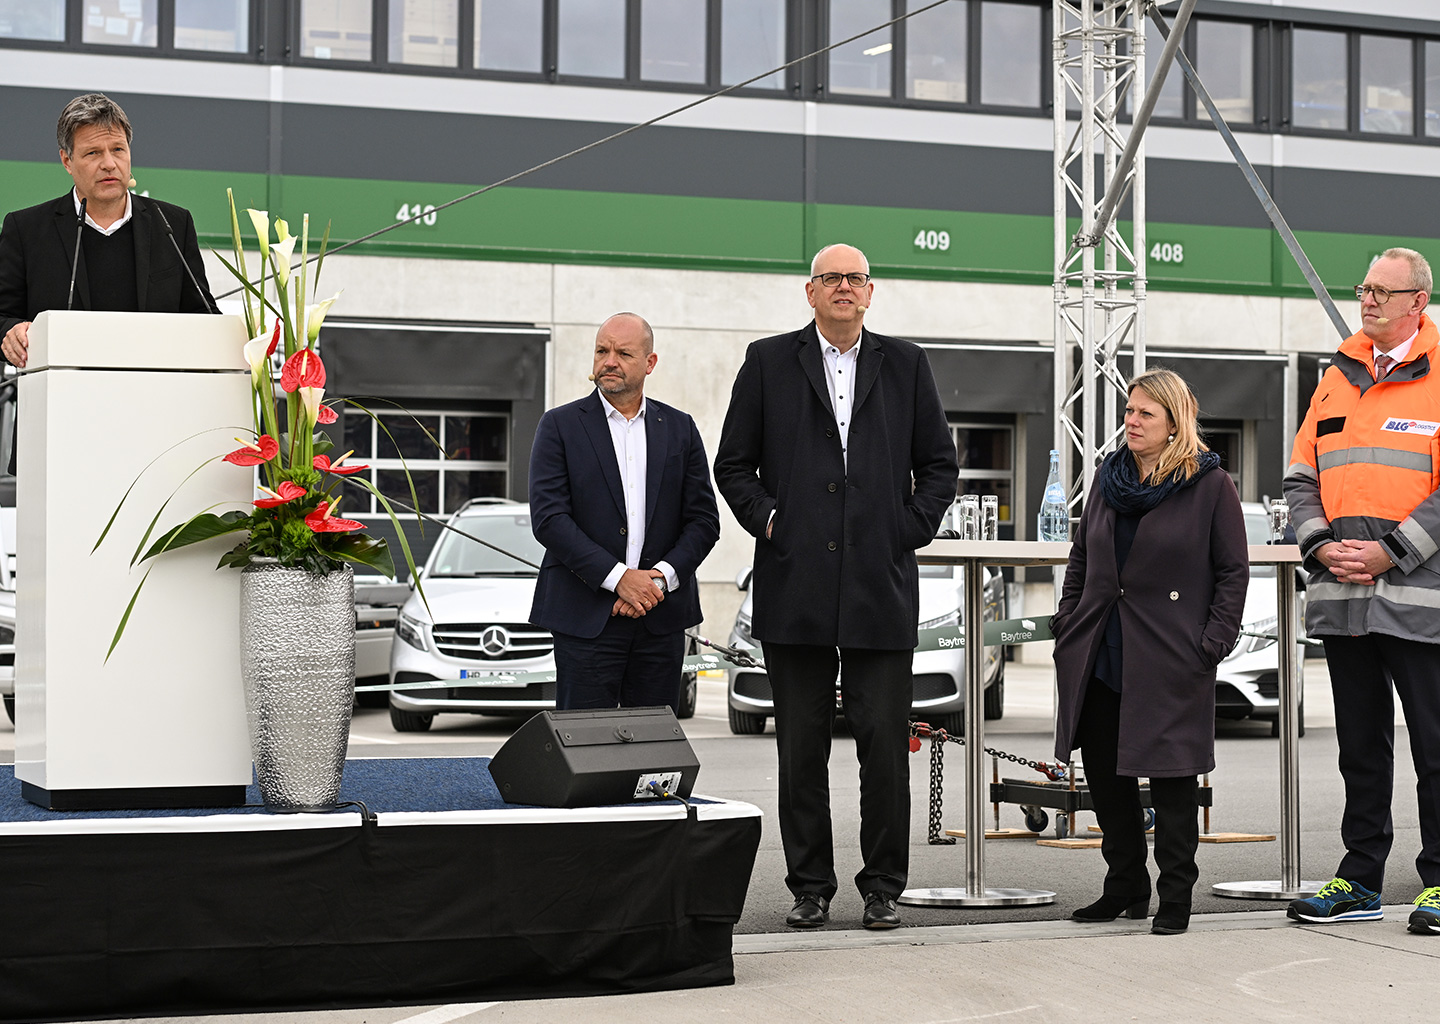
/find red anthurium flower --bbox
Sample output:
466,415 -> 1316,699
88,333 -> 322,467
280,348 -> 326,393
305,500 -> 366,533
314,451 -> 368,475
223,434 -> 279,466
316,403 -> 338,424
253,481 -> 307,508
266,317 -> 282,357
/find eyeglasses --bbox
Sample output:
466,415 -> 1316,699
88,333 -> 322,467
811,272 -> 872,288
1355,284 -> 1422,304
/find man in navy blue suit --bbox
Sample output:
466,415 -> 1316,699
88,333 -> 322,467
528,312 -> 720,711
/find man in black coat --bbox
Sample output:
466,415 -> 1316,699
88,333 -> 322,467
714,244 -> 959,929
0,92 -> 215,374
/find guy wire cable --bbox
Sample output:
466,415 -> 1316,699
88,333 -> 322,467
216,0 -> 955,300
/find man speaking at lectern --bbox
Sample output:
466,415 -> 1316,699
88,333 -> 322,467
0,92 -> 216,375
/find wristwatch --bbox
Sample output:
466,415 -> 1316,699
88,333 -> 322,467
652,576 -> 667,593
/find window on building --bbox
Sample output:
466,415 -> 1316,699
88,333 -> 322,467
1291,28 -> 1347,130
905,0 -> 966,103
1360,34 -> 1413,135
1204,420 -> 1244,495
721,0 -> 786,89
1143,20 -> 1185,118
389,0 -> 457,67
0,0 -> 65,41
475,0 -> 543,73
301,0 -> 374,62
641,0 -> 706,83
82,0 -> 157,47
1196,20 -> 1253,123
952,423 -> 1015,524
980,1 -> 1041,108
344,411 -> 509,517
829,0 -> 891,98
174,0 -> 248,53
557,0 -> 626,79
1428,40 -> 1440,138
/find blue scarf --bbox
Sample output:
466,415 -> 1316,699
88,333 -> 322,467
1097,445 -> 1221,515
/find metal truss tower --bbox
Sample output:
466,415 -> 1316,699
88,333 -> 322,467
1052,0 -> 1147,511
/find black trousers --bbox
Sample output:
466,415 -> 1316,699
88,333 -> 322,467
763,642 -> 914,900
1322,633 -> 1440,892
1077,680 -> 1200,905
551,617 -> 686,713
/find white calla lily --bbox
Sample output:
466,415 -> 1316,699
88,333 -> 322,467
271,233 -> 297,288
306,291 -> 342,343
275,218 -> 291,242
246,209 -> 270,259
242,329 -> 272,376
299,385 -> 325,426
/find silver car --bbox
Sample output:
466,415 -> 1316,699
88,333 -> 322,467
1214,502 -> 1309,736
388,499 -> 697,731
724,561 -> 1007,735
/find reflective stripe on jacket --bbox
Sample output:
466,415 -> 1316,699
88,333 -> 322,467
1283,314 -> 1440,642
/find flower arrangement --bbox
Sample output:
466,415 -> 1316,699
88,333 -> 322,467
98,189 -> 424,655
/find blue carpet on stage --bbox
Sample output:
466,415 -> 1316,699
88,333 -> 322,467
0,757 -> 717,821
0,757 -> 512,820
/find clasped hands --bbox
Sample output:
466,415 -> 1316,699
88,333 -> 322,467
1317,538 -> 1395,586
611,567 -> 667,618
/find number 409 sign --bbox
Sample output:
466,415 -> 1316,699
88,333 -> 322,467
913,228 -> 951,252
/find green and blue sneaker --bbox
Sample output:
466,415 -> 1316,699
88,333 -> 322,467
1287,878 -> 1382,923
1409,886 -> 1440,935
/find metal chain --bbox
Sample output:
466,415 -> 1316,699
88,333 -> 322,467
686,631 -> 763,670
910,722 -> 1066,781
927,732 -> 956,845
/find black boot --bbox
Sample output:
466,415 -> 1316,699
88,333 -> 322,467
1151,902 -> 1190,934
1071,894 -> 1150,922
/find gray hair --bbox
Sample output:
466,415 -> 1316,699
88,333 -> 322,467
810,243 -> 871,277
57,93 -> 133,156
1373,247 -> 1433,295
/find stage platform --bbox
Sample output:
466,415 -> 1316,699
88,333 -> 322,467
0,757 -> 762,1023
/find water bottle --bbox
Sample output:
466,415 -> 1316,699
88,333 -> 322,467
1038,450 -> 1069,542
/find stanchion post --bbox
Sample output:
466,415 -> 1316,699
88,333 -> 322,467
1213,546 -> 1323,900
964,556 -> 987,897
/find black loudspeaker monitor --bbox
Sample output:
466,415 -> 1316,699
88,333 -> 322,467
488,706 -> 700,808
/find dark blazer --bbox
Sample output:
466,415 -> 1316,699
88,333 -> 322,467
0,191 -> 215,339
1051,465 -> 1249,777
528,391 -> 720,640
714,323 -> 959,649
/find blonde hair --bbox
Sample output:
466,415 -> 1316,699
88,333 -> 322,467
1129,367 -> 1208,483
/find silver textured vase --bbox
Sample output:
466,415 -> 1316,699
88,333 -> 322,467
239,561 -> 356,810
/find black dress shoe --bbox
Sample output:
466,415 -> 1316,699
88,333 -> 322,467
1151,902 -> 1190,935
862,891 -> 901,930
1071,894 -> 1150,922
786,893 -> 830,928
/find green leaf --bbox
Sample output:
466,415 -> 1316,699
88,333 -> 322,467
106,566 -> 154,663
142,510 -> 251,562
212,249 -> 282,320
329,534 -> 395,577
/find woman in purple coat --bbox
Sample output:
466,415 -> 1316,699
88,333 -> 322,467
1051,368 -> 1249,935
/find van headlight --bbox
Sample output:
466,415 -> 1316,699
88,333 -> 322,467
919,609 -> 961,630
1224,615 -> 1277,661
396,612 -> 429,651
730,607 -> 754,647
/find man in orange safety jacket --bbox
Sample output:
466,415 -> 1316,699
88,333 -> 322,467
1283,247 -> 1440,935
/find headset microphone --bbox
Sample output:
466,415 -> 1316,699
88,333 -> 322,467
588,374 -> 597,381
1375,317 -> 1391,325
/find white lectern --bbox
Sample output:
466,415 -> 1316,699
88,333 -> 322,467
15,311 -> 255,809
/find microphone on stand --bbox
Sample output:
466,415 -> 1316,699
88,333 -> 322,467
66,197 -> 87,311
149,198 -> 219,315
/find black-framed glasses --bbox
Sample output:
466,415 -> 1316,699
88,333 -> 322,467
811,272 -> 872,288
1355,284 -> 1421,304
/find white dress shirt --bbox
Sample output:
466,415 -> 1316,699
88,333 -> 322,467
1374,329 -> 1418,377
72,188 -> 133,236
817,328 -> 861,472
597,392 -> 678,594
